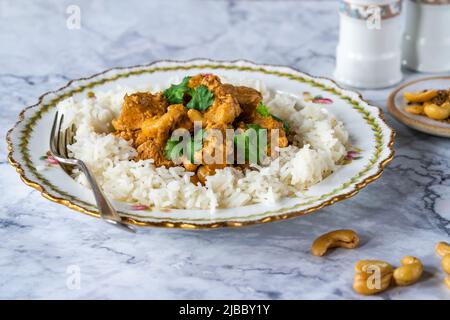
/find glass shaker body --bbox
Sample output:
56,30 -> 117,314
334,0 -> 403,89
402,0 -> 450,73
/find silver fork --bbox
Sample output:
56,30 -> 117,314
50,111 -> 136,233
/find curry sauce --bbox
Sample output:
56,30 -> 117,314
112,74 -> 290,184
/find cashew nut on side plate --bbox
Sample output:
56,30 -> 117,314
403,90 -> 438,103
310,229 -> 359,257
404,89 -> 450,121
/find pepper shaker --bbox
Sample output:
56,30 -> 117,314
402,0 -> 450,72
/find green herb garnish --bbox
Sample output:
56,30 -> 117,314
164,137 -> 183,161
255,102 -> 271,117
164,129 -> 205,163
256,102 -> 289,133
271,114 -> 290,134
187,85 -> 214,111
186,129 -> 205,163
246,124 -> 262,132
163,76 -> 191,104
234,124 -> 265,164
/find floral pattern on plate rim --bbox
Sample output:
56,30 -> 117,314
302,91 -> 333,104
38,151 -> 59,170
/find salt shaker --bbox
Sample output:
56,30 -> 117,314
402,0 -> 450,73
334,0 -> 403,89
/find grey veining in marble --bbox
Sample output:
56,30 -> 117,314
0,0 -> 449,299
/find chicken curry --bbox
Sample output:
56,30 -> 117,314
112,74 -> 290,185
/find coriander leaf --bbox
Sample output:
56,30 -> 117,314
234,133 -> 247,147
163,76 -> 191,104
247,134 -> 259,164
193,128 -> 206,141
234,124 -> 264,164
271,114 -> 290,134
186,129 -> 205,163
234,133 -> 248,163
187,85 -> 214,111
256,102 -> 289,133
246,124 -> 263,164
166,130 -> 205,163
246,123 -> 262,131
256,102 -> 270,117
164,138 -> 183,161
185,139 -> 195,164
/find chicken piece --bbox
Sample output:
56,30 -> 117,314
190,173 -> 200,185
114,129 -> 139,142
140,104 -> 189,140
112,92 -> 168,131
204,87 -> 242,128
188,74 -> 222,91
187,109 -> 204,123
221,84 -> 262,121
234,121 -> 247,131
177,115 -> 194,132
196,164 -> 224,185
198,126 -> 236,178
252,113 -> 288,148
136,139 -> 172,167
135,104 -> 193,165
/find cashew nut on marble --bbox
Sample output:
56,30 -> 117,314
310,229 -> 359,256
441,254 -> 450,275
435,242 -> 450,257
353,260 -> 394,295
445,276 -> 450,289
393,256 -> 423,286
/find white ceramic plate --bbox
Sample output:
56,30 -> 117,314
388,76 -> 450,138
7,59 -> 394,228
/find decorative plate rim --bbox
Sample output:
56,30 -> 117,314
387,75 -> 450,138
6,58 -> 395,229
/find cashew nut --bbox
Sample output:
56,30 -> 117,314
405,104 -> 424,115
442,101 -> 450,109
393,256 -> 423,286
353,260 -> 394,295
423,103 -> 450,120
441,254 -> 450,275
404,90 -> 438,103
310,229 -> 359,256
435,241 -> 450,257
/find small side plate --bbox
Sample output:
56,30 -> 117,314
387,76 -> 450,138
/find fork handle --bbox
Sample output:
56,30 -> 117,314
77,161 -> 135,233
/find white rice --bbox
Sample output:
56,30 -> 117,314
57,77 -> 349,210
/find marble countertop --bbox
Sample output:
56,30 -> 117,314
1,0 -> 449,299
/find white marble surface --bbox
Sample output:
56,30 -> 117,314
1,0 -> 449,299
